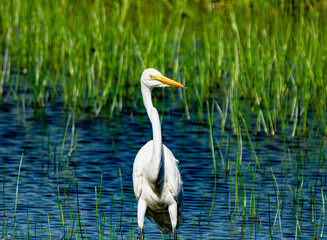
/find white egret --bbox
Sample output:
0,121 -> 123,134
133,68 -> 186,240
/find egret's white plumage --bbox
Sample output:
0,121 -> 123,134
133,68 -> 185,240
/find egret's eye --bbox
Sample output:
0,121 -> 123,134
149,74 -> 156,80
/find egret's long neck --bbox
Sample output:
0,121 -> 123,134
141,85 -> 162,183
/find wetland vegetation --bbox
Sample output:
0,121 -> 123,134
1,0 -> 327,239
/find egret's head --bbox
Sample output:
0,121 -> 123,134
141,68 -> 186,90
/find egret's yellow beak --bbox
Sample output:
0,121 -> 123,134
150,74 -> 187,89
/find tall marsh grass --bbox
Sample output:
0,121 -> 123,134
1,2 -> 327,239
1,0 -> 326,136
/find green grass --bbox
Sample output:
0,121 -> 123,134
0,0 -> 326,136
1,0 -> 327,239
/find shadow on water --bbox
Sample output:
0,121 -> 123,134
0,97 -> 326,239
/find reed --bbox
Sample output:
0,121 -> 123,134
0,0 -> 326,136
1,0 -> 327,239
207,101 -> 218,222
14,154 -> 23,219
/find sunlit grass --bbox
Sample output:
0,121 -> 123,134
1,0 -> 327,239
0,0 -> 326,136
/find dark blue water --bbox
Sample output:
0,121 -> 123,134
1,94 -> 326,239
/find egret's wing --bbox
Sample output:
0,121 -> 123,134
133,142 -> 152,201
164,146 -> 183,202
168,169 -> 182,201
133,172 -> 143,201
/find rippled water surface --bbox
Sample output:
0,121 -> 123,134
1,97 -> 326,239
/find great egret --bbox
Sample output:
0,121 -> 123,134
133,68 -> 186,240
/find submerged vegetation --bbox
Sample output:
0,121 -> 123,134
0,0 -> 326,136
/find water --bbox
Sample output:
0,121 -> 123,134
1,94 -> 326,239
